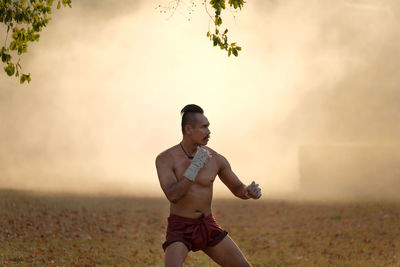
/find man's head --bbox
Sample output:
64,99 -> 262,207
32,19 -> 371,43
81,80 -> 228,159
181,104 -> 210,145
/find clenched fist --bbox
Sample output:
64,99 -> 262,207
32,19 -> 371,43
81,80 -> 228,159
245,181 -> 262,199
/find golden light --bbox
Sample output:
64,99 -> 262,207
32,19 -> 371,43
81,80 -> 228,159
1,0 -> 399,199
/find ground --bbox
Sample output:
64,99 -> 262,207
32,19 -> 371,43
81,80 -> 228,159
0,189 -> 399,266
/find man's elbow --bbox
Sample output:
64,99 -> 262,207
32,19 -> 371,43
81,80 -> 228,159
166,191 -> 181,203
168,196 -> 179,204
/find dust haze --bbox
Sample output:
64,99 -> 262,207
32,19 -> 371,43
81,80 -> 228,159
0,0 -> 399,200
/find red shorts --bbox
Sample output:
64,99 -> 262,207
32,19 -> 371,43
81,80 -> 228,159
162,213 -> 228,252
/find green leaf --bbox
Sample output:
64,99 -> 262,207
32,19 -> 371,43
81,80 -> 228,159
20,74 -> 31,84
215,16 -> 222,26
4,63 -> 15,76
232,48 -> 238,56
9,41 -> 17,51
1,51 -> 11,63
213,36 -> 218,47
57,1 -> 61,9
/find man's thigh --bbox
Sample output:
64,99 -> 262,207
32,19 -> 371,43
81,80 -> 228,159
203,235 -> 251,267
165,241 -> 189,267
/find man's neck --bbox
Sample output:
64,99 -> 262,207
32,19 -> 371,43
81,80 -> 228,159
180,139 -> 198,156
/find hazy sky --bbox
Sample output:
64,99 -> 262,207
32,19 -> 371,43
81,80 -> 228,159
1,0 -> 399,198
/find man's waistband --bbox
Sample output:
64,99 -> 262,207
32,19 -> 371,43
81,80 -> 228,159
168,212 -> 214,223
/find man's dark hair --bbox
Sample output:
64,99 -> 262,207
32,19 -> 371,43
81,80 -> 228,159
181,104 -> 204,134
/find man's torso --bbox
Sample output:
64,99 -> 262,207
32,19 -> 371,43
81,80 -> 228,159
166,145 -> 221,218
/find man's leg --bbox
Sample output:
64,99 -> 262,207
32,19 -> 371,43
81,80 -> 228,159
203,235 -> 251,267
165,241 -> 189,267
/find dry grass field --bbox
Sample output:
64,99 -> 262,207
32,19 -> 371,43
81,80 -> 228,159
0,189 -> 399,266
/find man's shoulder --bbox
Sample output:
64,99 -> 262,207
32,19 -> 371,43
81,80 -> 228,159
203,146 -> 226,163
156,145 -> 178,162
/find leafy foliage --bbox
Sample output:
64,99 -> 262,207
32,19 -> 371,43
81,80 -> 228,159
0,0 -> 71,83
207,0 -> 244,57
158,0 -> 245,57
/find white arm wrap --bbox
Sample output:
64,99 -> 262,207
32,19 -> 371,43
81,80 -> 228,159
183,147 -> 211,181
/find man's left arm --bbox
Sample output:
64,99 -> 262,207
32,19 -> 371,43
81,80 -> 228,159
217,154 -> 262,199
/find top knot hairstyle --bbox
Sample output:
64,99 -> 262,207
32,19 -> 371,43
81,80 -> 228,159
181,104 -> 204,134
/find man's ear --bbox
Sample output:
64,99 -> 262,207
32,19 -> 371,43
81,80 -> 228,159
185,124 -> 192,135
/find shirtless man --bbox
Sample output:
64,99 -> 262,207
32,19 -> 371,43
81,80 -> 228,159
155,104 -> 262,267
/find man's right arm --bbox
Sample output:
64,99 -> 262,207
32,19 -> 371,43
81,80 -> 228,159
155,152 -> 192,203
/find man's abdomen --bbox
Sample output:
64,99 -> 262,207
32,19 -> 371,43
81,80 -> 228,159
170,185 -> 213,219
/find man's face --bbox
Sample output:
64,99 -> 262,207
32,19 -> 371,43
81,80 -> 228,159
188,113 -> 211,146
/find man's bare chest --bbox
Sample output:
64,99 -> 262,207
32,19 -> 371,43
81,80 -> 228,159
173,158 -> 219,187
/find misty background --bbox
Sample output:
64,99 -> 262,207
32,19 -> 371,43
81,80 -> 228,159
0,0 -> 399,199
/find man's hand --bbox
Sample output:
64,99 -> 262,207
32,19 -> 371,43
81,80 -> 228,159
183,146 -> 211,182
245,181 -> 262,199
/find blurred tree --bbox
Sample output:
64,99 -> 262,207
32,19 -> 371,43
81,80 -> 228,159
0,0 -> 71,84
2,0 -> 244,84
206,0 -> 244,57
159,0 -> 245,57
